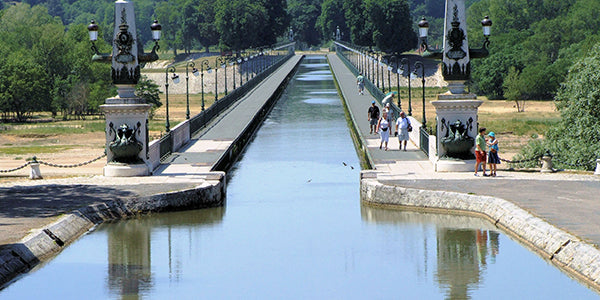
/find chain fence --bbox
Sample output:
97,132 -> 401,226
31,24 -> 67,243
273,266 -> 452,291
499,151 -> 597,171
0,161 -> 32,173
0,153 -> 106,174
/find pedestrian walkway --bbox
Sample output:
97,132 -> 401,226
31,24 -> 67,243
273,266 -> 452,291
328,53 -> 600,247
157,55 -> 303,175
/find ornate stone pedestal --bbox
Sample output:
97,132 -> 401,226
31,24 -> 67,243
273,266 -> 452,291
431,97 -> 483,172
101,93 -> 152,177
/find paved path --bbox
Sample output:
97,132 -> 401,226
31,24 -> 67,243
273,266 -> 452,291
157,55 -> 303,175
328,53 -> 600,247
0,55 -> 303,246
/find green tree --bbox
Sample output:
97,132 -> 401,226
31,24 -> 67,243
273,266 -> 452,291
0,56 -> 50,122
215,0 -> 268,50
155,1 -> 184,56
136,75 -> 162,119
288,0 -> 322,46
197,0 -> 219,52
343,0 -> 372,45
260,0 -> 289,46
521,43 -> 600,170
366,0 -> 416,54
502,66 -> 525,111
317,0 -> 347,41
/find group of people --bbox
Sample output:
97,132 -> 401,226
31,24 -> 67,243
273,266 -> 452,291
367,93 -> 410,151
360,73 -> 500,173
474,127 -> 501,177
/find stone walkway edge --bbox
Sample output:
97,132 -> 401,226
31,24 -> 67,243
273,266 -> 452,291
0,173 -> 225,288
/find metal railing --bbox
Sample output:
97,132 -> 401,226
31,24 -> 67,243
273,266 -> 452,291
420,126 -> 429,156
159,51 -> 295,162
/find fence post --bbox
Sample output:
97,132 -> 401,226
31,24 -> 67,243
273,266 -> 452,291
540,152 -> 554,173
595,159 -> 600,175
29,157 -> 42,179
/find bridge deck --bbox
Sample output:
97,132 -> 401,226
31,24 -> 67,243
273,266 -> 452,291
156,55 -> 303,175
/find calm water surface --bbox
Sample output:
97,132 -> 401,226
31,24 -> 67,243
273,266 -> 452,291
1,56 -> 597,299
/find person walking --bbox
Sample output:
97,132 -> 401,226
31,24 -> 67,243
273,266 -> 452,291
383,103 -> 395,136
368,101 -> 380,134
395,111 -> 410,151
474,127 -> 488,177
487,132 -> 500,177
357,73 -> 365,95
382,92 -> 394,108
377,111 -> 390,151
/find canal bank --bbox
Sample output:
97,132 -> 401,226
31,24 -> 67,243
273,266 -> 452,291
0,55 -> 304,289
327,52 -> 600,293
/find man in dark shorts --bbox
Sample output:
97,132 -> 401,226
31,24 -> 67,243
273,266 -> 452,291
368,101 -> 380,134
474,127 -> 488,176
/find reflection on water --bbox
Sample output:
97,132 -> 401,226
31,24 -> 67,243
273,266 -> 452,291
1,56 -> 597,299
106,208 -> 224,298
362,206 -> 499,299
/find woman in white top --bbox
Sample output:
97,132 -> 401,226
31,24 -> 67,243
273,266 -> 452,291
377,111 -> 390,151
395,111 -> 410,151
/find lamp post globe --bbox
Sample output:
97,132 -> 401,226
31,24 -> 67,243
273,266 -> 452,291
418,17 -> 429,50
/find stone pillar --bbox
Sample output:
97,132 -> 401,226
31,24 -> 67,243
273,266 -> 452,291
594,159 -> 600,175
29,163 -> 42,180
540,154 -> 554,173
101,101 -> 152,177
428,0 -> 483,172
431,100 -> 482,172
101,0 -> 151,177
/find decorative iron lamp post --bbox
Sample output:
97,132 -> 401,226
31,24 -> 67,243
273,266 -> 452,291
88,0 -> 163,177
414,61 -> 426,125
386,58 -> 392,94
237,56 -> 243,86
200,60 -> 211,111
185,61 -> 199,120
164,66 -> 180,133
244,53 -> 250,82
400,58 -> 413,116
375,52 -> 380,88
231,59 -> 236,90
391,55 -> 400,109
214,57 -> 219,102
217,56 -> 228,96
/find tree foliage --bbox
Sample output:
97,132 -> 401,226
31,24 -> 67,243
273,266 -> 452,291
469,0 -> 600,100
540,44 -> 600,170
288,0 -> 322,46
0,3 -> 112,122
366,0 -> 416,54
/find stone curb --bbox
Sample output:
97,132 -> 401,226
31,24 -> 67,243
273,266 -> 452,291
0,172 -> 225,288
360,178 -> 600,292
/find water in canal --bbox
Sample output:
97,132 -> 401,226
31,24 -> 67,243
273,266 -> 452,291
2,56 -> 597,299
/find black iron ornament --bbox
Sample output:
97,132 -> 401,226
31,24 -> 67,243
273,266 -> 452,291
446,5 -> 466,61
443,4 -> 469,81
